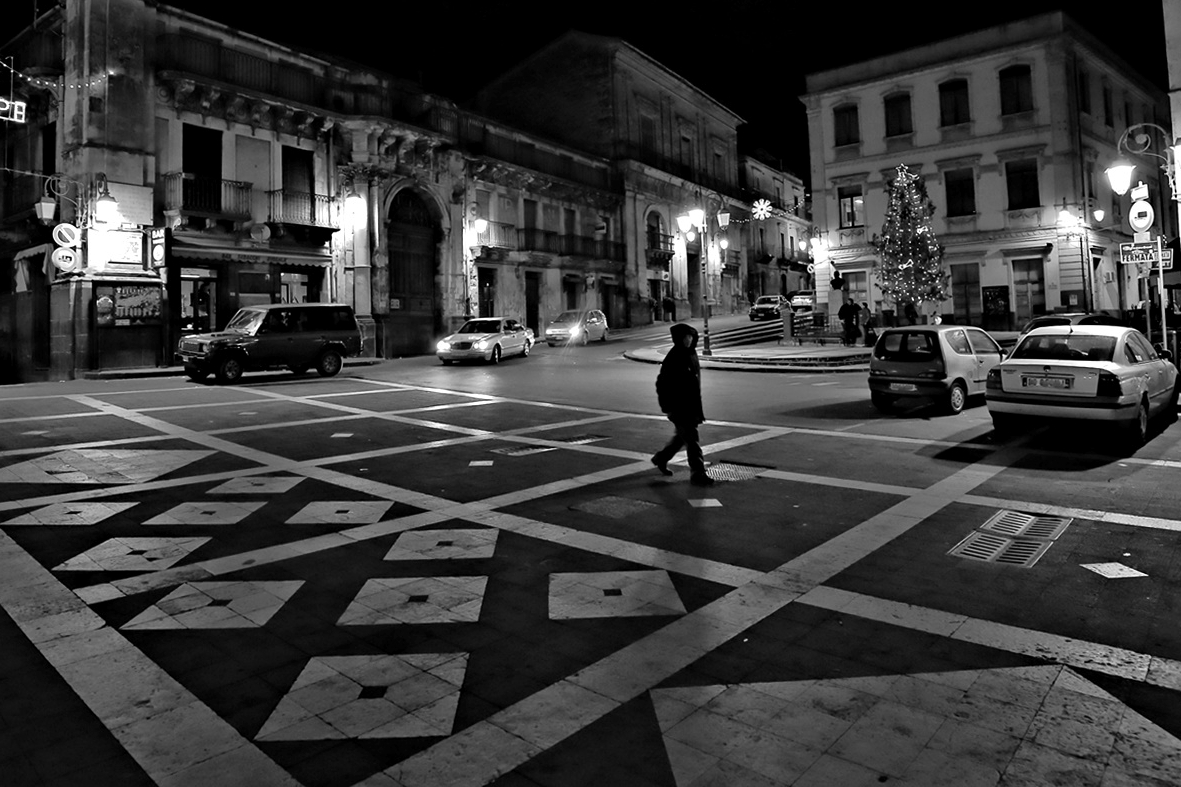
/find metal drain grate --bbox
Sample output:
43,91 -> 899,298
980,510 -> 1072,540
702,462 -> 770,482
490,445 -> 558,457
949,526 -> 1057,568
552,434 -> 608,445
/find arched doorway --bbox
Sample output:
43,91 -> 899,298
384,190 -> 440,356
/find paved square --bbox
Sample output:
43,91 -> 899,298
3,501 -> 137,526
206,476 -> 304,494
52,537 -> 211,571
285,500 -> 394,525
548,570 -> 687,619
337,576 -> 489,625
143,501 -> 266,525
384,528 -> 499,561
256,653 -> 468,740
121,580 -> 304,629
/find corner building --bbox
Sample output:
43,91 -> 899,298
801,12 -> 1174,328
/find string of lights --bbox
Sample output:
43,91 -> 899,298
0,58 -> 108,89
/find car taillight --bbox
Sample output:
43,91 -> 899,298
986,368 -> 1002,390
917,368 -> 947,380
1096,371 -> 1123,397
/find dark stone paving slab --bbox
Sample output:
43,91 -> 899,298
504,473 -> 905,574
85,386 -> 271,411
710,430 -> 993,490
313,388 -> 493,413
0,414 -> 166,452
325,442 -> 633,504
214,416 -> 468,462
401,400 -> 607,431
0,396 -> 105,419
142,399 -> 348,431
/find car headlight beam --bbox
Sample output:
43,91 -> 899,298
437,340 -> 451,351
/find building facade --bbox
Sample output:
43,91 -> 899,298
801,12 -> 1174,329
738,155 -> 812,301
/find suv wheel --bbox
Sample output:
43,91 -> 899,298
316,350 -> 343,377
185,366 -> 208,382
216,356 -> 244,384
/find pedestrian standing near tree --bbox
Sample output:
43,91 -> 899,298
861,302 -> 877,347
651,323 -> 713,486
904,301 -> 919,325
838,298 -> 860,347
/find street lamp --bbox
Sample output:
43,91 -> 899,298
1106,122 -> 1179,346
676,206 -> 729,356
0,169 -> 120,226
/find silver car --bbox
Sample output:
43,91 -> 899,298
986,325 -> 1179,445
868,325 -> 1006,414
544,309 -> 609,346
436,317 -> 532,364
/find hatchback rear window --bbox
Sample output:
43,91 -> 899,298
874,331 -> 939,360
1011,334 -> 1116,362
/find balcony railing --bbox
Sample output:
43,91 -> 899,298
267,189 -> 336,228
475,221 -> 518,249
518,228 -> 562,254
163,172 -> 252,219
560,235 -> 626,262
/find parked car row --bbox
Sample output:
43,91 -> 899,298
867,322 -> 1180,447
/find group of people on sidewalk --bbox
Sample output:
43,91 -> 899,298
837,298 -> 879,348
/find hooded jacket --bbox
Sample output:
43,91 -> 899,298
655,323 -> 704,424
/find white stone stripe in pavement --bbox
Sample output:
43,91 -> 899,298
962,493 -> 1181,533
0,531 -> 300,787
797,585 -> 1181,691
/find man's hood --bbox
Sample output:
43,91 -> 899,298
669,323 -> 698,349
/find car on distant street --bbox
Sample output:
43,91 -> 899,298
748,295 -> 789,321
177,303 -> 362,384
1017,312 -> 1124,336
868,324 -> 1006,415
437,317 -> 532,364
789,290 -> 815,312
544,309 -> 609,346
986,325 -> 1179,446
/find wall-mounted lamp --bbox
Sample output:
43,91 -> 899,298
1106,123 -> 1179,200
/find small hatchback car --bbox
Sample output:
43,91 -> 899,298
177,303 -> 362,384
544,309 -> 609,346
868,325 -> 1006,414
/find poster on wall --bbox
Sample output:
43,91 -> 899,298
95,284 -> 163,327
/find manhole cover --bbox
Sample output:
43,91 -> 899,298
980,510 -> 1071,540
702,462 -> 769,482
572,496 -> 659,519
553,434 -> 609,445
490,445 -> 558,457
948,532 -> 1052,568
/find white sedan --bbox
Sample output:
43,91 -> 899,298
985,325 -> 1179,445
437,317 -> 532,364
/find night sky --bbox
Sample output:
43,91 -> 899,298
2,1 -> 1170,184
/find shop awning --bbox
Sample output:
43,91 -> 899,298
13,243 -> 51,261
171,243 -> 332,267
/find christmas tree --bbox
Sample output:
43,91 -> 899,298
870,164 -> 949,313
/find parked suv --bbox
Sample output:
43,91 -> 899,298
868,324 -> 1005,415
177,303 -> 362,384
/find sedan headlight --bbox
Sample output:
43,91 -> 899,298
570,326 -> 581,337
475,339 -> 488,350
437,340 -> 451,351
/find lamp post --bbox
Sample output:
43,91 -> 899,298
676,206 -> 729,356
1106,122 -> 1178,347
0,169 -> 119,226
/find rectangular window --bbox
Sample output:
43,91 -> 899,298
713,151 -> 724,180
944,168 -> 976,217
884,94 -> 913,137
838,186 -> 864,228
833,105 -> 860,147
1102,84 -> 1114,126
780,232 -> 786,257
1005,159 -> 1040,210
679,135 -> 692,168
1077,69 -> 1091,114
999,66 -> 1033,115
640,115 -> 656,151
939,80 -> 970,126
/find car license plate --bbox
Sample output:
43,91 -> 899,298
889,383 -> 917,392
1024,376 -> 1070,389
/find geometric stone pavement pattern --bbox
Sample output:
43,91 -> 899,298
651,665 -> 1181,786
0,448 -> 214,484
120,580 -> 304,629
1,501 -> 138,526
255,653 -> 467,741
51,536 -> 211,571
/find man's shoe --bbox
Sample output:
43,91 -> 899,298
651,457 -> 673,476
690,473 -> 715,486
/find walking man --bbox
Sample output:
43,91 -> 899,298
838,297 -> 859,347
652,323 -> 713,486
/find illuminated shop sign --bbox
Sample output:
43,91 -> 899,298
1,98 -> 27,123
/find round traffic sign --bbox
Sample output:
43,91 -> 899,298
1129,200 -> 1155,232
807,263 -> 816,274
51,247 -> 79,273
52,222 -> 80,248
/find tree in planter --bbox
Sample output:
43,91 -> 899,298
870,164 -> 949,320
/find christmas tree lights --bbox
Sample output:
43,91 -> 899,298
870,164 -> 949,314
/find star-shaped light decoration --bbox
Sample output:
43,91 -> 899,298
752,199 -> 772,221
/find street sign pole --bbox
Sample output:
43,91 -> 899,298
1159,235 -> 1167,344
